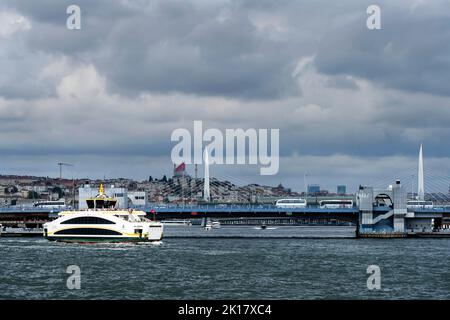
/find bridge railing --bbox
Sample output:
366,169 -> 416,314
1,203 -> 450,214
148,204 -> 280,210
142,204 -> 360,214
0,206 -> 58,213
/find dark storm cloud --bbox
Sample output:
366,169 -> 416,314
1,0 -> 450,189
97,9 -> 299,99
2,0 -> 135,55
2,0 -> 136,24
315,1 -> 450,97
108,4 -> 299,98
5,0 -> 450,100
3,0 -> 302,100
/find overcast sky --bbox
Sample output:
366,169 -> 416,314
1,0 -> 450,192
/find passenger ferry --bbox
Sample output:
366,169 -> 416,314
275,198 -> 307,208
319,199 -> 353,209
43,185 -> 163,243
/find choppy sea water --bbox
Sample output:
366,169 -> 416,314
1,226 -> 449,299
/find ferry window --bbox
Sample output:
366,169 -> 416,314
54,228 -> 121,235
86,200 -> 95,209
61,217 -> 115,224
95,199 -> 105,208
104,200 -> 117,208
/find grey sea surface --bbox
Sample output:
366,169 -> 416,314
1,226 -> 449,299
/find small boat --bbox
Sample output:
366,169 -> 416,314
43,184 -> 163,243
205,220 -> 220,230
211,221 -> 221,229
260,224 -> 267,230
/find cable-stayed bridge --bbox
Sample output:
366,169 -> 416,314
2,144 -> 450,238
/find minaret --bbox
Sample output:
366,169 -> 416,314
203,147 -> 210,202
418,143 -> 425,200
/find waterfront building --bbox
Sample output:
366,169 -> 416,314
308,184 -> 320,195
129,191 -> 147,207
337,185 -> 346,195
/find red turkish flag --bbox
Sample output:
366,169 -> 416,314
175,162 -> 185,172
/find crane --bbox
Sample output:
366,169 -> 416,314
57,162 -> 74,180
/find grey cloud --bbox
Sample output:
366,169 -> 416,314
0,0 -> 449,190
95,2 -> 301,99
4,0 -> 303,100
315,1 -> 450,97
8,0 -> 450,100
323,76 -> 359,90
0,38 -> 55,99
2,0 -> 136,24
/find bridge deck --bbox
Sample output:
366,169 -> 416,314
1,205 -> 450,216
148,205 -> 359,214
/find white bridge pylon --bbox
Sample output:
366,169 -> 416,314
417,143 -> 425,201
203,147 -> 210,202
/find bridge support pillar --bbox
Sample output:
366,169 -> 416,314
356,180 -> 407,238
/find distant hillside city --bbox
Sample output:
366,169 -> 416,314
0,163 -> 349,207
